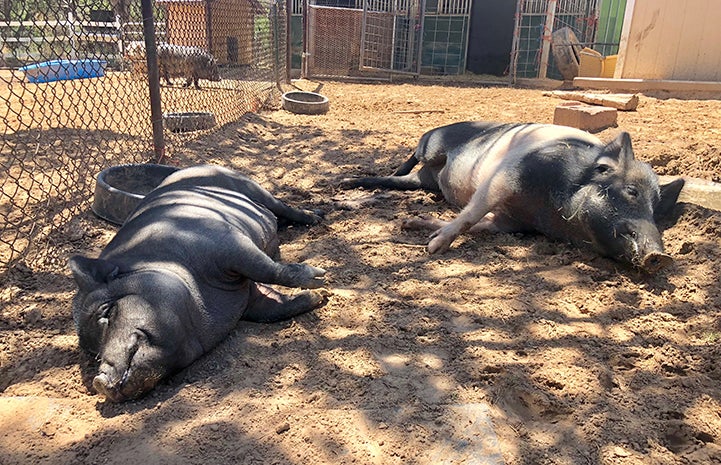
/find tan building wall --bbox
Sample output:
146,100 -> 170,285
616,0 -> 721,81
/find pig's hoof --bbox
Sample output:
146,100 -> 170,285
401,215 -> 444,231
339,177 -> 360,189
309,288 -> 332,306
427,233 -> 453,254
304,209 -> 325,224
286,264 -> 327,289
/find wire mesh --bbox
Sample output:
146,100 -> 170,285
0,0 -> 287,275
421,0 -> 470,75
304,0 -> 470,79
306,3 -> 364,78
511,0 -> 601,80
360,0 -> 425,75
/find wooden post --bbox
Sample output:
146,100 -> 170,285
614,0 -> 636,79
204,0 -> 213,53
538,0 -> 557,79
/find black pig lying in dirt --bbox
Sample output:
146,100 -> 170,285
69,165 -> 327,402
157,43 -> 221,89
343,121 -> 685,272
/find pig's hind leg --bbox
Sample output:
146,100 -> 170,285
341,164 -> 441,192
243,283 -> 328,323
214,167 -> 323,225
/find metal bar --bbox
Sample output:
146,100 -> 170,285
509,0 -> 523,83
141,0 -> 165,163
301,0 -> 308,78
272,0 -> 281,90
360,0 -> 368,69
414,0 -> 425,76
286,0 -> 292,82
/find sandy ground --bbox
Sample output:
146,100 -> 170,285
1,79 -> 721,465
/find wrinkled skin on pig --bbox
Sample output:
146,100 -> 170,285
343,122 -> 685,272
157,43 -> 221,89
70,165 -> 327,402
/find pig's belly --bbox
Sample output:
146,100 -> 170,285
438,124 -> 600,207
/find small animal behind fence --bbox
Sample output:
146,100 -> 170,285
123,41 -> 221,89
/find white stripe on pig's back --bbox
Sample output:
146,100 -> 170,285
438,124 -> 602,207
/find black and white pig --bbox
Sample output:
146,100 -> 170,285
157,43 -> 221,89
343,121 -> 685,272
69,165 -> 327,402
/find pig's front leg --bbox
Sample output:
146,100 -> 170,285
243,282 -> 329,323
403,213 -> 503,234
426,177 -> 510,254
427,207 -> 488,253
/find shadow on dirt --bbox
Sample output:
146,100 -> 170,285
3,115 -> 720,464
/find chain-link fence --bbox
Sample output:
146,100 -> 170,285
509,0 -> 626,81
0,0 -> 287,275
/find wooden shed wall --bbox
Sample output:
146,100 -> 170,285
617,0 -> 721,81
210,0 -> 254,65
164,0 -> 255,65
166,3 -> 208,49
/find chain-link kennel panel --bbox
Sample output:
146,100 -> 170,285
1,0 -> 287,274
419,0 -> 470,76
305,1 -> 364,78
510,0 -> 600,80
306,0 -> 471,78
360,0 -> 425,76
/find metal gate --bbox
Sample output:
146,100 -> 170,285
303,0 -> 427,79
359,0 -> 425,75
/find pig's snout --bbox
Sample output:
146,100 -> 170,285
93,371 -> 125,402
640,252 -> 674,273
616,221 -> 671,272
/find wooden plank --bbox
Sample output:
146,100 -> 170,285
543,90 -> 639,110
573,77 -> 721,93
614,0 -> 636,78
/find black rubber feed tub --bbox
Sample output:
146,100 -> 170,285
92,164 -> 179,225
282,91 -> 330,115
551,27 -> 582,81
163,111 -> 217,133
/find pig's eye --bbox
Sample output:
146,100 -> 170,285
595,164 -> 612,175
97,302 -> 114,323
626,185 -> 639,198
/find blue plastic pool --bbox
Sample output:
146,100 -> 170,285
19,59 -> 107,83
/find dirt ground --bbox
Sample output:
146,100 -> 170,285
2,78 -> 721,465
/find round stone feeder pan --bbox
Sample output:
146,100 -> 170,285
163,111 -> 217,133
92,164 -> 179,225
282,91 -> 330,115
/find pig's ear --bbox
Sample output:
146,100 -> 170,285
655,177 -> 685,222
68,255 -> 119,293
597,132 -> 635,170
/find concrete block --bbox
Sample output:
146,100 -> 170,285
553,101 -> 617,132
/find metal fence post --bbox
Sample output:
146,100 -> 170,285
141,0 -> 165,162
